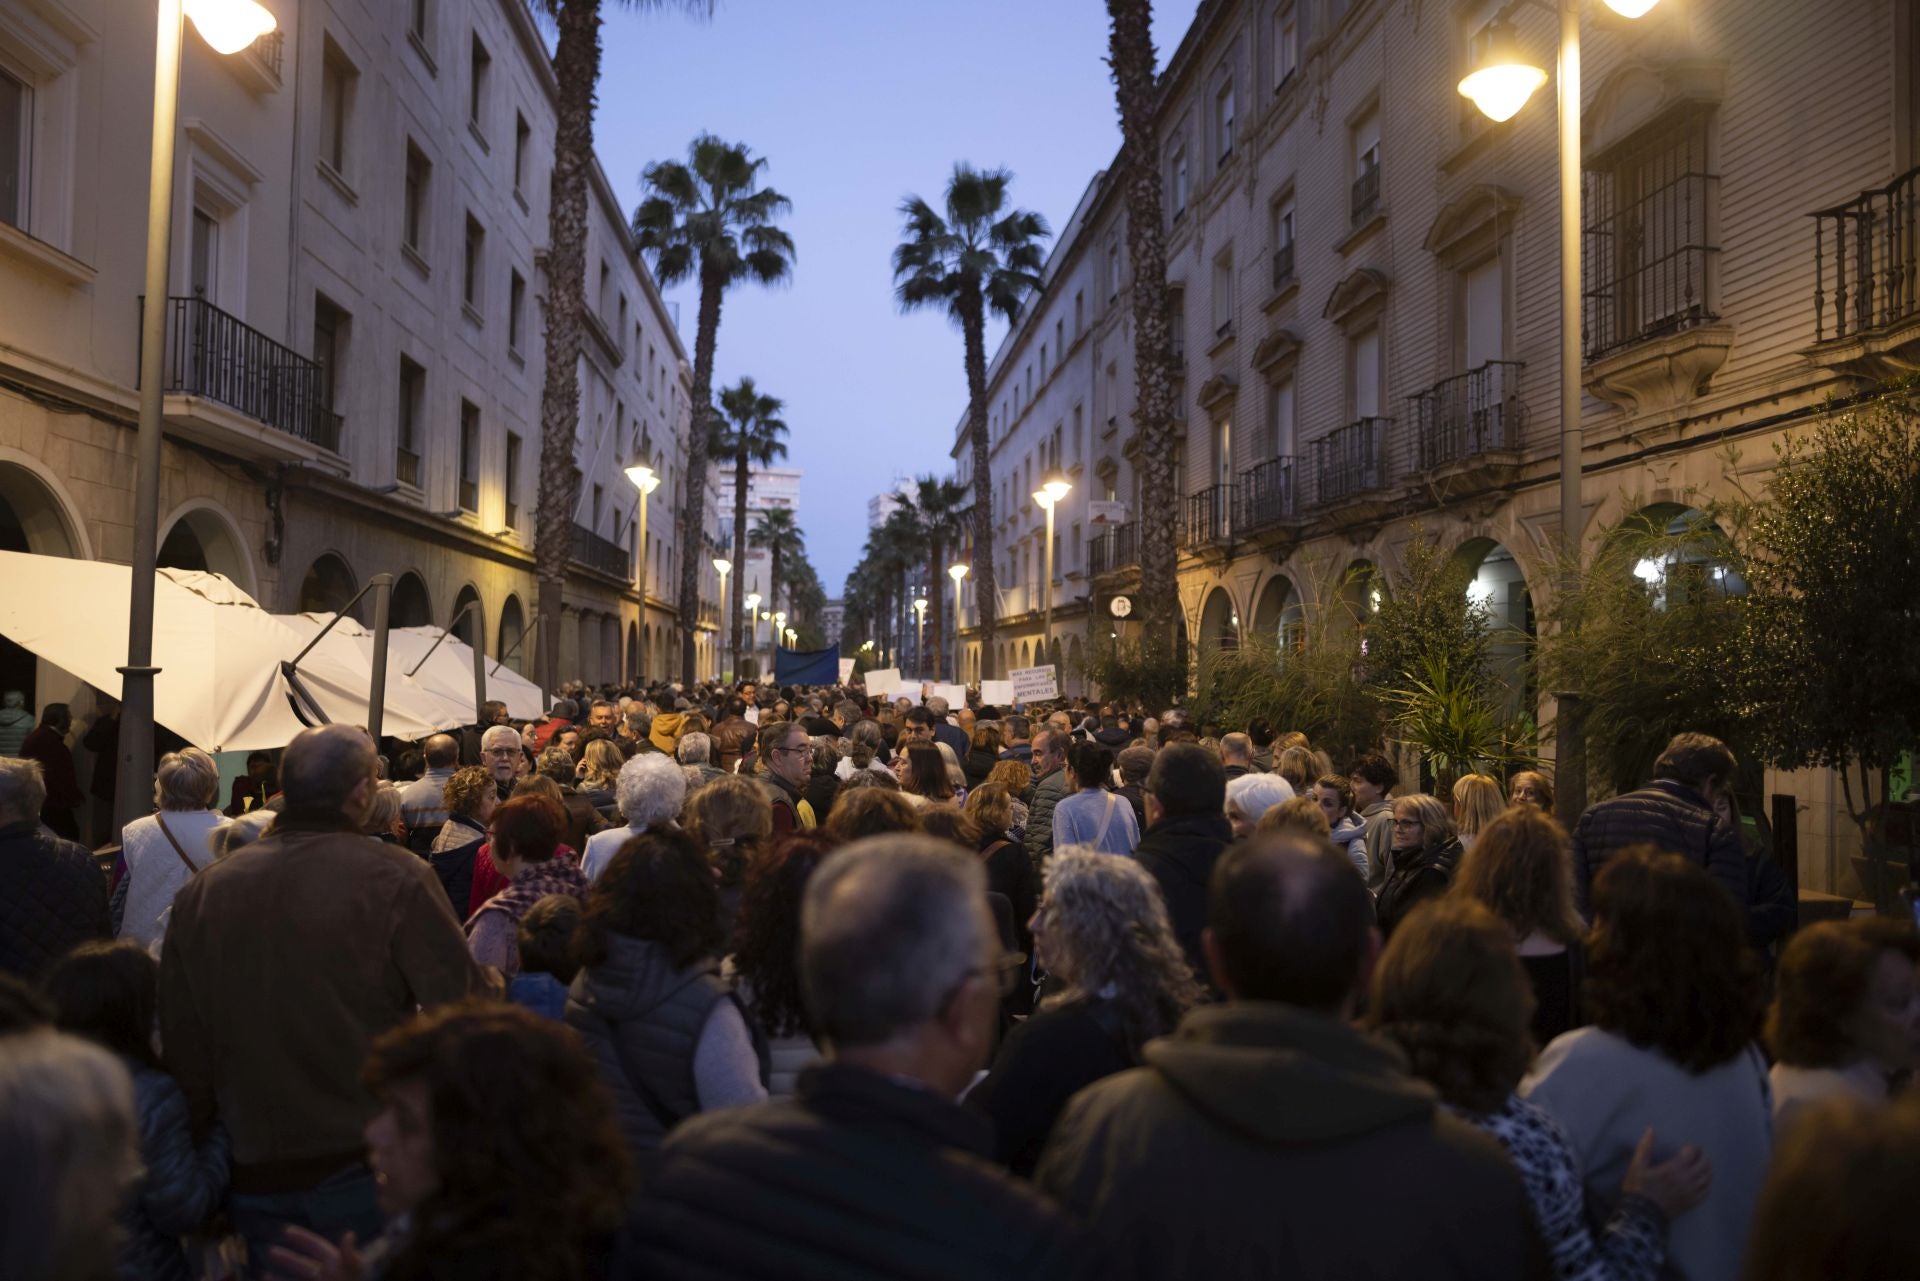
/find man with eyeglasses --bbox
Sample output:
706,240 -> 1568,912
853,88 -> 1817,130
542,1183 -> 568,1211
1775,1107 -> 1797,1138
480,725 -> 524,801
758,721 -> 817,837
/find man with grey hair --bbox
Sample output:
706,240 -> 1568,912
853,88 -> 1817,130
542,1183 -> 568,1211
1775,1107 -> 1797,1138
926,695 -> 970,762
581,753 -> 687,881
676,731 -> 725,791
1220,732 -> 1255,781
479,723 -> 523,799
400,733 -> 460,838
0,757 -> 107,979
160,724 -> 478,1265
630,835 -> 1085,1277
1024,725 -> 1069,866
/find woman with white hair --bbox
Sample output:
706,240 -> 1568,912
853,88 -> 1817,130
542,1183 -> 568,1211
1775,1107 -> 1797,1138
115,747 -> 224,948
969,848 -> 1203,1176
582,753 -> 687,882
1224,772 -> 1295,840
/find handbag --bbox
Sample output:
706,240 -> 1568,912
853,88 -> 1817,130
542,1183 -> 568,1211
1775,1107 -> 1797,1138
154,812 -> 206,877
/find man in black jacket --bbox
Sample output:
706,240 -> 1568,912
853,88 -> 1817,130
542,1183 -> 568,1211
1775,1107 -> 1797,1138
1132,743 -> 1234,981
1036,834 -> 1545,1281
1571,732 -> 1756,934
0,757 -> 107,979
628,835 -> 1088,1279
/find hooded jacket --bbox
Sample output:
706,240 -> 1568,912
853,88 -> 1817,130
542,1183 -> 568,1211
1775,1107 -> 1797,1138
1036,1003 -> 1545,1281
1132,812 -> 1235,982
1327,812 -> 1371,880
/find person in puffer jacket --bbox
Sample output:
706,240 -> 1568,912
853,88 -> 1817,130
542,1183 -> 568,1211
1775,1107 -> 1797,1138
42,940 -> 229,1281
1311,774 -> 1371,881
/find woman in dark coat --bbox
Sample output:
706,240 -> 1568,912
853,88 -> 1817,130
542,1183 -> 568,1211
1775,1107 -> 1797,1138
1375,792 -> 1466,939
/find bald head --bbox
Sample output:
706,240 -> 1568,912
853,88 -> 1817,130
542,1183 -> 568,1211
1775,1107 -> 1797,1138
1207,833 -> 1374,1012
278,724 -> 378,821
422,734 -> 459,769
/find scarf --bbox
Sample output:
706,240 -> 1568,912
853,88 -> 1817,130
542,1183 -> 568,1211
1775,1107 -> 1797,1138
471,859 -> 592,932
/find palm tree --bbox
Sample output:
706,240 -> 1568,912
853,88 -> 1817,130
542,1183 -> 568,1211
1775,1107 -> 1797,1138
894,164 -> 1049,682
909,475 -> 969,681
749,507 -> 804,641
877,506 -> 923,672
713,377 -> 789,677
529,0 -> 711,696
1106,1 -> 1181,654
635,136 -> 795,684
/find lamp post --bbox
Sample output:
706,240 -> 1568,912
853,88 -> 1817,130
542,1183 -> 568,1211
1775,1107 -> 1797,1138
912,595 -> 928,678
948,562 -> 969,684
742,590 -> 761,680
711,558 -> 731,681
116,0 -> 278,841
625,456 -> 660,679
773,612 -> 787,663
1458,0 -> 1660,830
1031,470 -> 1071,673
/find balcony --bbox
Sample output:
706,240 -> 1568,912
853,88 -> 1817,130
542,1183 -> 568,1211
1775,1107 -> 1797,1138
1181,484 -> 1235,550
1411,361 -> 1524,470
1350,164 -> 1380,228
1808,165 -> 1920,378
1237,456 -> 1299,531
1312,417 -> 1390,507
140,294 -> 342,457
571,523 -> 631,579
1088,523 -> 1137,577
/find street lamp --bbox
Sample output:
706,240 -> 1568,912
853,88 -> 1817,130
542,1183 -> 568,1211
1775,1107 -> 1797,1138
743,590 -> 761,679
118,0 -> 279,840
773,611 -> 787,657
1031,469 -> 1071,672
785,627 -> 798,647
949,561 -> 969,684
913,595 -> 928,678
712,558 -> 731,680
1457,0 -> 1663,567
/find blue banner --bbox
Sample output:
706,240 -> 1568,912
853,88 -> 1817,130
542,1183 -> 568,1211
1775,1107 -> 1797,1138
774,645 -> 840,687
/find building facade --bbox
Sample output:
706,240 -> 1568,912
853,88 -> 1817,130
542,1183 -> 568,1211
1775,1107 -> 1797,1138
717,463 -> 800,607
956,0 -> 1920,895
0,0 -> 725,726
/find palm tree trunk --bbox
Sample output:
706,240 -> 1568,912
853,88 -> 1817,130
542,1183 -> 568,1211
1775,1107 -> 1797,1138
1107,0 -> 1180,655
731,449 -> 748,679
678,273 -> 724,684
961,289 -> 997,679
533,0 -> 600,696
929,535 -> 945,681
770,543 -> 782,651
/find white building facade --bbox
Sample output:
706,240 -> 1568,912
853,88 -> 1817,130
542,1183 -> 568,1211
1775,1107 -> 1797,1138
0,0 -> 726,721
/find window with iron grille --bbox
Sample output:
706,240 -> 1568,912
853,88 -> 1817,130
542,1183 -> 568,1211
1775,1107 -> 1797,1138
1582,106 -> 1718,360
396,357 -> 424,486
458,400 -> 480,512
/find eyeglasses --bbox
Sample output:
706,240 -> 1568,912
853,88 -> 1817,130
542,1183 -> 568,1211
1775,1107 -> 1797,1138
483,748 -> 519,760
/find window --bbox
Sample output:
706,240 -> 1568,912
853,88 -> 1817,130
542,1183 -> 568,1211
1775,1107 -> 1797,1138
319,38 -> 355,176
463,213 -> 484,314
1351,110 -> 1381,226
1107,237 -> 1121,301
1055,318 -> 1065,358
1071,403 -> 1083,462
397,357 -> 424,486
468,35 -> 491,138
592,483 -> 603,534
403,141 -> 430,256
500,272 -> 525,358
513,113 -> 530,194
1074,290 -> 1085,338
1348,324 -> 1382,420
313,296 -> 346,413
617,294 -> 628,351
1106,362 -> 1119,429
1040,344 -> 1048,381
1460,254 -> 1505,371
1270,193 -> 1295,287
409,0 -> 430,41
1170,144 -> 1189,219
458,400 -> 480,511
1071,523 -> 1082,572
0,66 -> 27,231
1274,3 -> 1298,91
1583,107 -> 1717,359
1215,79 -> 1236,164
1267,377 -> 1295,457
504,431 -> 521,527
189,208 -> 218,299
1211,248 -> 1235,337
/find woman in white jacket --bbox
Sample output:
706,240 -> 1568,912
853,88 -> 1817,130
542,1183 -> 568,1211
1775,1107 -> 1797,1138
115,748 -> 224,949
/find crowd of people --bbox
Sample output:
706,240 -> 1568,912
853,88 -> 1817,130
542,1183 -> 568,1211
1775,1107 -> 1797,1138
0,676 -> 1915,1280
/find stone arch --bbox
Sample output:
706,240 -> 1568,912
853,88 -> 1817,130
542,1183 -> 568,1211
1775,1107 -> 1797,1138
627,621 -> 640,681
389,571 -> 434,629
158,499 -> 256,597
1198,586 -> 1238,654
1251,573 -> 1306,654
451,584 -> 484,653
601,615 -> 620,685
498,595 -> 527,675
1608,502 -> 1748,605
1066,635 -> 1085,697
298,551 -> 359,617
1452,536 -> 1536,718
578,610 -> 601,686
0,457 -> 91,710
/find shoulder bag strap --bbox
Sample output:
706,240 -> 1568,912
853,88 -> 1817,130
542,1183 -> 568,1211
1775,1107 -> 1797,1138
153,813 -> 205,877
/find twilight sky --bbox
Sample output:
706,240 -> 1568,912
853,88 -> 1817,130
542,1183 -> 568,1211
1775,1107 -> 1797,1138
590,0 -> 1201,592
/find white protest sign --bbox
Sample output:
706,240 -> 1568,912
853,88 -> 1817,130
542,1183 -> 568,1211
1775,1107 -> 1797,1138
1009,664 -> 1058,703
743,706 -> 760,725
863,667 -> 901,699
1088,499 -> 1130,525
980,680 -> 1015,707
838,658 -> 856,685
931,683 -> 967,710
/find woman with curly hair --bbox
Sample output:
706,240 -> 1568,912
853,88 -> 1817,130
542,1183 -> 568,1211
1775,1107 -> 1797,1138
1521,847 -> 1770,1281
984,759 -> 1033,843
1509,770 -> 1555,812
684,775 -> 773,945
428,767 -> 497,914
724,836 -> 832,1097
968,849 -> 1203,1176
1369,899 -> 1709,1281
265,1002 -> 628,1281
566,829 -> 767,1170
576,739 -> 626,822
1452,805 -> 1589,1045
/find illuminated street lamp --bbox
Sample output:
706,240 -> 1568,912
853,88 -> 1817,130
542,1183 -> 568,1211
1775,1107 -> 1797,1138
949,562 -> 969,682
712,558 -> 731,680
913,595 -> 928,678
1031,469 -> 1072,669
743,590 -> 761,677
119,0 -> 280,840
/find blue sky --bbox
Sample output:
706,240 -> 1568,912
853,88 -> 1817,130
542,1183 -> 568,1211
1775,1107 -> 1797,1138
591,0 -> 1201,591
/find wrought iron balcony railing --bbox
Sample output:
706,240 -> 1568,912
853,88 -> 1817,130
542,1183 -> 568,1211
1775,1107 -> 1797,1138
141,294 -> 341,451
1181,484 -> 1235,548
1088,523 -> 1137,577
572,523 -> 630,578
1410,361 -> 1524,471
1813,164 -> 1920,343
1350,163 -> 1380,227
1237,456 -> 1298,529
1313,417 -> 1390,504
